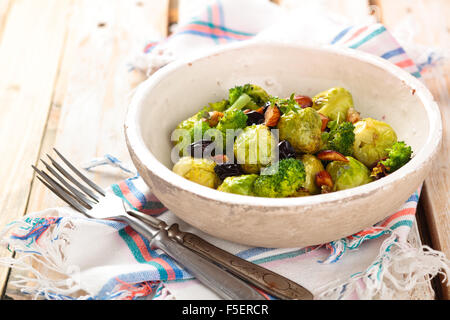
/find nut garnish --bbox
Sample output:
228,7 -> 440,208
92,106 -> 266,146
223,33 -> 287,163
317,150 -> 349,162
208,111 -> 224,127
315,170 -> 334,189
264,105 -> 281,127
318,113 -> 329,131
346,107 -> 361,124
294,95 -> 313,108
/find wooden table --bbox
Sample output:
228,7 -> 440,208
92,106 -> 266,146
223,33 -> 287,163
0,0 -> 448,300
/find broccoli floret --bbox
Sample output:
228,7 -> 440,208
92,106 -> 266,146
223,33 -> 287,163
214,92 -> 253,148
322,120 -> 355,156
217,110 -> 248,131
269,94 -> 301,114
380,141 -> 412,172
208,99 -> 229,112
216,109 -> 248,148
229,84 -> 270,110
196,100 -> 229,120
254,158 -> 306,198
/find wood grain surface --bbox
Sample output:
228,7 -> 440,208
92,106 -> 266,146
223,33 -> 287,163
0,0 -> 168,298
0,0 -> 74,296
0,0 -> 448,299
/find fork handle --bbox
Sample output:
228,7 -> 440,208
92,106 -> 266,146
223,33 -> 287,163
122,215 -> 266,300
177,231 -> 313,300
126,210 -> 313,300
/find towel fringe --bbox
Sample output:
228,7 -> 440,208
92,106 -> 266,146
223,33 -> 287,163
316,233 -> 450,299
0,213 -> 97,299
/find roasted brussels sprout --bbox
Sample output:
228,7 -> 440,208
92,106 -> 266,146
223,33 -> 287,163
172,157 -> 219,188
352,118 -> 397,167
277,108 -> 322,154
312,87 -> 354,121
217,174 -> 258,196
253,158 -> 306,198
300,154 -> 325,195
326,156 -> 372,191
234,124 -> 276,174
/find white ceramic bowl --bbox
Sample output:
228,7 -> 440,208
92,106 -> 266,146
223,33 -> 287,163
125,42 -> 442,248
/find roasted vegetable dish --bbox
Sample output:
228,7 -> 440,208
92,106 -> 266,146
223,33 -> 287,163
171,84 -> 413,198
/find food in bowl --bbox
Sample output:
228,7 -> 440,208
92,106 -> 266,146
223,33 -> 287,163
171,84 -> 413,198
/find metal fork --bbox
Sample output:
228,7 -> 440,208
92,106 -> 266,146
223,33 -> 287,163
32,148 -> 265,300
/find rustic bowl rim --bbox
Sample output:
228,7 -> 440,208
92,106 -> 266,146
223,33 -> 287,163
125,41 -> 442,208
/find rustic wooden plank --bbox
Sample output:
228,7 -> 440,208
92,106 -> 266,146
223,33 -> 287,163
0,0 -> 73,297
372,0 -> 450,300
3,0 -> 169,299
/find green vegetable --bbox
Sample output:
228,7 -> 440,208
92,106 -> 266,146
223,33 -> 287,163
269,94 -> 301,114
216,109 -> 248,149
212,94 -> 252,149
322,120 -> 355,156
229,84 -> 270,110
380,141 -> 412,172
234,124 -> 275,174
173,99 -> 228,154
208,99 -> 229,112
254,158 -> 306,198
277,108 -> 322,154
173,117 -> 212,155
300,154 -> 325,195
312,87 -> 354,121
217,174 -> 258,196
172,157 -> 220,188
326,156 -> 372,191
353,118 -> 397,167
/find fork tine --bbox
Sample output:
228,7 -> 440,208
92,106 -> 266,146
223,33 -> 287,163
32,166 -> 89,214
40,159 -> 97,207
53,148 -> 106,197
47,154 -> 101,202
36,176 -> 82,212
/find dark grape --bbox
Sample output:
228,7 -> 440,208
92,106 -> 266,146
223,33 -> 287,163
278,140 -> 296,160
245,111 -> 265,126
189,140 -> 215,158
214,163 -> 244,180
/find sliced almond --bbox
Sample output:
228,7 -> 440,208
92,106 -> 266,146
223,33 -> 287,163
255,107 -> 264,114
208,111 -> 224,127
315,170 -> 334,188
212,154 -> 229,164
243,109 -> 252,114
318,113 -> 329,131
317,150 -> 349,162
264,105 -> 281,127
294,95 -> 313,108
346,107 -> 361,124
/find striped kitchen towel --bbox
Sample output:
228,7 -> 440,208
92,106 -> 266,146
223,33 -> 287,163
1,168 -> 447,300
1,0 -> 448,300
